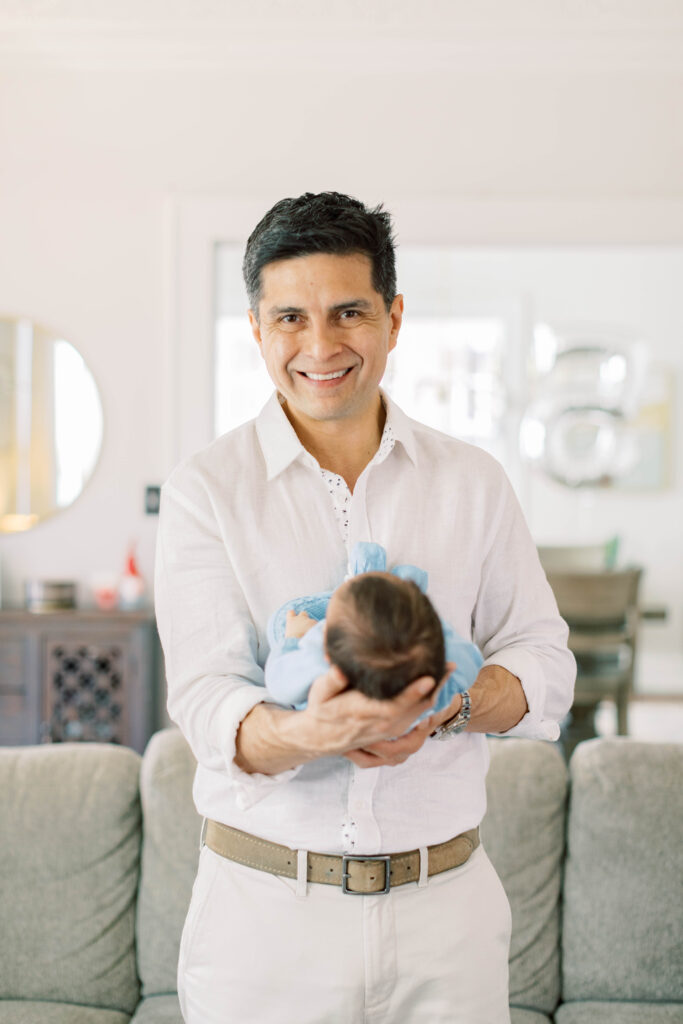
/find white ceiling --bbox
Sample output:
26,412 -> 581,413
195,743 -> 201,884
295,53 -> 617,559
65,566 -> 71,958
1,0 -> 683,71
1,0 -> 681,205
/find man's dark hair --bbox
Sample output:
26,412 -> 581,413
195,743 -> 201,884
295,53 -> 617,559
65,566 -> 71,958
242,192 -> 397,316
325,575 -> 445,701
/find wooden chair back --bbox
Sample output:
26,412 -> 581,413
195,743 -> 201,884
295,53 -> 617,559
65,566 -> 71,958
545,568 -> 643,627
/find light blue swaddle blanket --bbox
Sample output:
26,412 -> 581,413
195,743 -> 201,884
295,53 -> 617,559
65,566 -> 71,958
265,542 -> 483,720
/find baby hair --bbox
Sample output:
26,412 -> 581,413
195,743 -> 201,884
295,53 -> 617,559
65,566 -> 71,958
325,575 -> 445,700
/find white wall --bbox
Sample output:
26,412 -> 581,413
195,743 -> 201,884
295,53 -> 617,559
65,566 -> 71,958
431,249 -> 683,693
1,15 -> 682,689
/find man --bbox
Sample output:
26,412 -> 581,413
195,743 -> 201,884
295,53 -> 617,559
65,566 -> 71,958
155,191 -> 575,1023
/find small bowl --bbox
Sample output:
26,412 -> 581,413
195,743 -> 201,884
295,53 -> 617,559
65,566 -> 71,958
24,580 -> 77,613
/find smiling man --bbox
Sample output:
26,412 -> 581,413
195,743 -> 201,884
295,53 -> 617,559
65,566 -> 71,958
247,251 -> 402,484
155,192 -> 575,1024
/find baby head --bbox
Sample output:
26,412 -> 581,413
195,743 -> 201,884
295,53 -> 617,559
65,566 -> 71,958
324,572 -> 445,700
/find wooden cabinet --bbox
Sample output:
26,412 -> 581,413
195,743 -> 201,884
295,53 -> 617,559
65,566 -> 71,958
0,610 -> 160,753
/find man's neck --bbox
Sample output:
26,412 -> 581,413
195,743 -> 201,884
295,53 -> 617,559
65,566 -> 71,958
283,395 -> 386,493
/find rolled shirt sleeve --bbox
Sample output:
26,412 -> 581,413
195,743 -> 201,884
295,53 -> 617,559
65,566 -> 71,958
471,468 -> 576,741
155,471 -> 303,808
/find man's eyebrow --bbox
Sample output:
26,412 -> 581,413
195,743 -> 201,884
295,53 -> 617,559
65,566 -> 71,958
329,299 -> 373,312
266,299 -> 374,318
266,305 -> 305,317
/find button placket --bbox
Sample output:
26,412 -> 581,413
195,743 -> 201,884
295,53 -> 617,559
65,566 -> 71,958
346,470 -> 372,556
340,816 -> 358,853
321,418 -> 397,856
320,467 -> 352,544
346,427 -> 395,555
346,763 -> 382,855
316,417 -> 396,550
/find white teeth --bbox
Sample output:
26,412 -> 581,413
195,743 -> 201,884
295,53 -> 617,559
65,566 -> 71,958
303,369 -> 349,380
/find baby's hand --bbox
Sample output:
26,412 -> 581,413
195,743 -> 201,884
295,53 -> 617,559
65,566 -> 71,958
285,609 -> 316,639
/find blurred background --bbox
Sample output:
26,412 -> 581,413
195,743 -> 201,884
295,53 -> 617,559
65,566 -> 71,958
1,0 -> 682,750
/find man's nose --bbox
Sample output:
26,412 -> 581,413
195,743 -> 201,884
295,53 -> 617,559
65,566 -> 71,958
303,319 -> 344,361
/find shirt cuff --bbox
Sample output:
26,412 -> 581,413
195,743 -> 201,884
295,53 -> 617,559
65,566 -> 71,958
482,649 -> 561,742
216,685 -> 304,809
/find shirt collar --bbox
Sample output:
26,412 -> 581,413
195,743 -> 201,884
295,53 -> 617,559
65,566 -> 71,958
255,392 -> 306,481
255,388 -> 418,482
380,388 -> 418,466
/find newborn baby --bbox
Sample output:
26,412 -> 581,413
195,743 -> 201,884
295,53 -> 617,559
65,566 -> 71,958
265,542 -> 483,720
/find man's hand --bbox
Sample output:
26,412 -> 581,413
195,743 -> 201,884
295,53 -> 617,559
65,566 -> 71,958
351,664 -> 531,766
298,666 -> 445,760
344,665 -> 460,768
343,717 -> 442,768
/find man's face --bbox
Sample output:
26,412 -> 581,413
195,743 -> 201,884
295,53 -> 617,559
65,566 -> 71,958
248,252 -> 403,433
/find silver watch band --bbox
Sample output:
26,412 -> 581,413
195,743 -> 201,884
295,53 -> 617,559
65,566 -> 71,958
433,689 -> 471,740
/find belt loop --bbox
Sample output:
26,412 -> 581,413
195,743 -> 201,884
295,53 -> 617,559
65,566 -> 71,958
199,817 -> 208,851
296,849 -> 308,899
418,846 -> 429,888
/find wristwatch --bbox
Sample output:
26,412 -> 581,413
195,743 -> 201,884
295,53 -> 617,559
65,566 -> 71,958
433,690 -> 472,740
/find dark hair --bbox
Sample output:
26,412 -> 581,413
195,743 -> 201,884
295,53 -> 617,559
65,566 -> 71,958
242,191 -> 397,315
325,575 -> 445,701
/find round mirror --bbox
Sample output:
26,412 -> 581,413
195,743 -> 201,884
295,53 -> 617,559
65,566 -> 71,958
0,316 -> 103,532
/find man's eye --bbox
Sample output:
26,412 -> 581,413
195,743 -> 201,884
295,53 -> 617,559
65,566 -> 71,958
340,310 -> 360,319
280,314 -> 300,324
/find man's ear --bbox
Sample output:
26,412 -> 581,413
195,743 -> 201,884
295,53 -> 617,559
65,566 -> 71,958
388,293 -> 404,353
248,309 -> 263,353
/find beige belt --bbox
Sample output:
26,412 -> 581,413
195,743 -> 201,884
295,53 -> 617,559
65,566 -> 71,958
204,819 -> 480,895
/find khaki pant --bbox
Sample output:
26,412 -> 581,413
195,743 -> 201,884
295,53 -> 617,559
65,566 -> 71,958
178,841 -> 512,1024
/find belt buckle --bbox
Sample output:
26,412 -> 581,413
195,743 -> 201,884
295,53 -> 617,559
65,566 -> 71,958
341,854 -> 391,895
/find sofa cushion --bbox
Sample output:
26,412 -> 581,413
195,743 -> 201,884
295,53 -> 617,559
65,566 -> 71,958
556,1002 -> 683,1023
130,994 -> 184,1023
483,738 -> 568,1017
136,729 -> 202,997
562,738 -> 683,1003
0,743 -> 141,1013
136,731 -> 567,1014
510,1009 -> 552,1024
0,1002 -> 130,1024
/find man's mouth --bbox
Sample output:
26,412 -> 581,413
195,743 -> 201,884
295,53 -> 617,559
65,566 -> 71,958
297,368 -> 353,381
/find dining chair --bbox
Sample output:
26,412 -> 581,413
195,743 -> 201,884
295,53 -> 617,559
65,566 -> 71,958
544,567 -> 643,756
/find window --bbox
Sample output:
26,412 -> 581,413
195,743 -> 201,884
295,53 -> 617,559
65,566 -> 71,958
213,244 -> 521,474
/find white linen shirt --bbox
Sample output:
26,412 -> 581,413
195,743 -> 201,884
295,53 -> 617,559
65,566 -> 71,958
155,391 -> 575,856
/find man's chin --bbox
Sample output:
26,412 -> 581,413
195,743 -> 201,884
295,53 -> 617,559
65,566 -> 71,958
285,395 -> 361,424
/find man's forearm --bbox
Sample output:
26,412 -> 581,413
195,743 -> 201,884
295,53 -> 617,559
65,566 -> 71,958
234,702 -> 318,775
467,664 -> 528,734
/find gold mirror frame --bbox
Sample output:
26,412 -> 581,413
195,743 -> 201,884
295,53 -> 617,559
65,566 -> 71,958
0,316 -> 104,533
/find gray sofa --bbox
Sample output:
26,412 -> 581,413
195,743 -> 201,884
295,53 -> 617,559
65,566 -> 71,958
1,730 -> 681,1023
